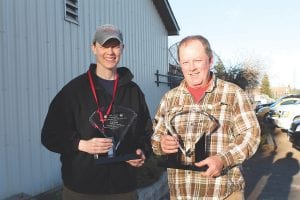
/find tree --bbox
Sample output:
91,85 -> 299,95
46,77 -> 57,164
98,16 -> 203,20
260,74 -> 273,97
224,61 -> 261,90
223,55 -> 264,91
212,59 -> 227,80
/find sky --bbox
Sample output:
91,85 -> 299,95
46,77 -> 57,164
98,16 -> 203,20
168,0 -> 300,89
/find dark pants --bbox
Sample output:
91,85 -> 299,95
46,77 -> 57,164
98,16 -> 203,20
62,186 -> 138,200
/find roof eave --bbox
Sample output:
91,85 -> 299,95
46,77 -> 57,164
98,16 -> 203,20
152,0 -> 180,36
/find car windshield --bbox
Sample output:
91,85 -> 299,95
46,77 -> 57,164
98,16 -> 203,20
295,100 -> 300,105
270,97 -> 300,108
269,96 -> 286,108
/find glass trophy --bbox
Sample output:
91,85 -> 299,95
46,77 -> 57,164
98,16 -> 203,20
89,105 -> 140,164
158,107 -> 220,171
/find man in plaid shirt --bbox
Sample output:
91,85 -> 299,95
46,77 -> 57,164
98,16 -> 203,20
152,35 -> 260,200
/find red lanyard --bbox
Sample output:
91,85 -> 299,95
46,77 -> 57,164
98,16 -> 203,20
88,69 -> 118,124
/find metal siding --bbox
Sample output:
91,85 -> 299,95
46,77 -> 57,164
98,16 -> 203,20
17,0 -> 30,193
36,0 -> 48,194
118,0 -> 170,117
3,0 -> 20,197
0,0 -> 171,198
41,0 -> 62,193
0,0 -> 8,197
26,0 -> 39,195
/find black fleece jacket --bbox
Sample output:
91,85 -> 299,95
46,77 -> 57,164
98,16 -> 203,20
41,64 -> 153,194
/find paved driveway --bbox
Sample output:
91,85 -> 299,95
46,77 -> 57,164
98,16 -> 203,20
243,128 -> 300,200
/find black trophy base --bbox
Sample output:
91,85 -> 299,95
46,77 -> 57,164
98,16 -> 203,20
158,135 -> 208,171
158,161 -> 208,171
94,153 -> 141,165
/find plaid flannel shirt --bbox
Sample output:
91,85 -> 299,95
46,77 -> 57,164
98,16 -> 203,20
152,74 -> 261,200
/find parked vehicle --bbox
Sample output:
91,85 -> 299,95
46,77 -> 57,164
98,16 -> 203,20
288,119 -> 300,150
255,102 -> 274,113
253,94 -> 274,112
256,96 -> 300,122
268,100 -> 300,130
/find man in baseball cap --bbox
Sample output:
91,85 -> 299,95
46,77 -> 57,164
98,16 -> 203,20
42,23 -> 152,200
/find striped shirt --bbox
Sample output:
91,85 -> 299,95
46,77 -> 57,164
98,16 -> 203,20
152,74 -> 261,200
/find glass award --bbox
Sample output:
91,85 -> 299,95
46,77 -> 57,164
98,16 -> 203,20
89,105 -> 140,164
158,107 -> 220,171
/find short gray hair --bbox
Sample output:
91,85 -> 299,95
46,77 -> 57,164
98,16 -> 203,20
177,35 -> 213,61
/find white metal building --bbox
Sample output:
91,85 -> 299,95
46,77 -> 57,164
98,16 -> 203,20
0,0 -> 179,198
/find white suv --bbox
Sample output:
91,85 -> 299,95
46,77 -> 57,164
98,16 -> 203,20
269,100 -> 300,130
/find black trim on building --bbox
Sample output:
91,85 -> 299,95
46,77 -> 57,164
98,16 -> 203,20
152,0 -> 180,36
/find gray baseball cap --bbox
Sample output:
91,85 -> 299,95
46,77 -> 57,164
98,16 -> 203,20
93,24 -> 123,45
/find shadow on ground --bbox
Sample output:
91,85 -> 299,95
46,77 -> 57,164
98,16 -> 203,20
243,123 -> 300,200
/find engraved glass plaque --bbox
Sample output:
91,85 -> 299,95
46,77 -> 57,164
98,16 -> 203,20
159,107 -> 219,171
89,105 -> 140,164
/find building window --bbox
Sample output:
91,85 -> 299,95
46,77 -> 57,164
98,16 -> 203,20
65,0 -> 79,24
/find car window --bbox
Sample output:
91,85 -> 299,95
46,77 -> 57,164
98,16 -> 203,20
280,99 -> 298,105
